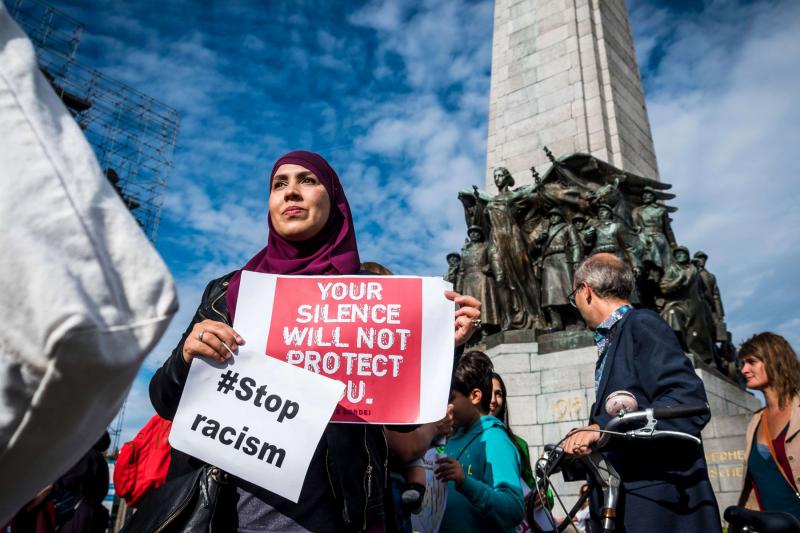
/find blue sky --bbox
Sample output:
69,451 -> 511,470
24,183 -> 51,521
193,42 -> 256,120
17,0 -> 799,443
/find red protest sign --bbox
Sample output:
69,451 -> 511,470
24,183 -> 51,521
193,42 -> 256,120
266,276 -> 423,423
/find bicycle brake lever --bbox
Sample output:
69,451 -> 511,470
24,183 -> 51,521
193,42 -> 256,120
640,409 -> 657,435
613,410 -> 657,440
625,428 -> 701,444
649,430 -> 701,444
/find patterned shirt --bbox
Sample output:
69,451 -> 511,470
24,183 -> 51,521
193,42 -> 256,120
593,305 -> 633,397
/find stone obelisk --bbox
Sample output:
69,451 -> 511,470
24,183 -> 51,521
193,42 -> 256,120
482,0 -> 758,515
486,0 -> 659,189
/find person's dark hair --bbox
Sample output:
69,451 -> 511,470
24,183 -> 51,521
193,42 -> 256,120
739,332 -> 800,408
491,372 -> 510,425
573,253 -> 634,300
453,350 -> 494,413
492,372 -> 533,479
360,261 -> 394,275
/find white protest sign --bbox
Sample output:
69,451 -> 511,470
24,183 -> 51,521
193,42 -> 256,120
170,349 -> 345,503
410,447 -> 448,533
234,271 -> 454,424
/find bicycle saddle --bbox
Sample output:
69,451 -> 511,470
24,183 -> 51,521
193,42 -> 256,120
724,506 -> 800,532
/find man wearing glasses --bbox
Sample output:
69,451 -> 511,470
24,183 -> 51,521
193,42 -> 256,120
562,253 -> 720,533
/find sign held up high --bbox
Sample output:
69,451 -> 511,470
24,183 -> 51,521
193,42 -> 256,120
235,272 -> 455,424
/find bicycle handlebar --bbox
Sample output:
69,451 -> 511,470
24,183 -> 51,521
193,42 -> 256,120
652,403 -> 709,420
603,409 -> 647,433
597,404 -> 709,449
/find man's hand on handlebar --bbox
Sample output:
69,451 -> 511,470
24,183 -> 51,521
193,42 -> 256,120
563,424 -> 601,456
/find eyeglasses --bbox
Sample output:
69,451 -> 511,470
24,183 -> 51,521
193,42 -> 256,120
568,283 -> 585,308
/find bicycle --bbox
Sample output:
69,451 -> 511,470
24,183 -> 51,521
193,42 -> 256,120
531,400 -> 711,533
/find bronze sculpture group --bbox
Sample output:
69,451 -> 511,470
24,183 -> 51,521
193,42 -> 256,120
447,151 -> 735,377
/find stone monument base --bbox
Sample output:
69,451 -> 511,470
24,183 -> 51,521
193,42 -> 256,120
483,334 -> 760,520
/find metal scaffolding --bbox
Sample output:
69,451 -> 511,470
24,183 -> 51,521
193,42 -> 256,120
10,0 -> 180,453
10,0 -> 180,243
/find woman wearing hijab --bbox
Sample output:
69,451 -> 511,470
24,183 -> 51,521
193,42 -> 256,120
148,151 -> 481,532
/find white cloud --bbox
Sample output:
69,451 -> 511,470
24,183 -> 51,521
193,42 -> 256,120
338,0 -> 493,274
351,0 -> 493,92
342,92 -> 487,273
631,0 -> 800,346
775,318 -> 800,351
347,1 -> 411,33
242,34 -> 266,52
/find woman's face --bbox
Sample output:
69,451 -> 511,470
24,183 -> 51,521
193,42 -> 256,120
269,164 -> 331,242
489,377 -> 504,417
741,355 -> 769,390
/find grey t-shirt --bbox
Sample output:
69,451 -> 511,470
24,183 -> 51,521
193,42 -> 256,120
236,487 -> 312,532
233,437 -> 340,532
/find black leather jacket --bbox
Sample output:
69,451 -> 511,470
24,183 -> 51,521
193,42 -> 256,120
149,273 -> 387,531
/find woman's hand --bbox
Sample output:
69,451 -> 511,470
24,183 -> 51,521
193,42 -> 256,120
182,319 -> 245,365
445,291 -> 481,346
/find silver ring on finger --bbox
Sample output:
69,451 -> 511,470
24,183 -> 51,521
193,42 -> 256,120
471,318 -> 481,328
198,330 -> 205,342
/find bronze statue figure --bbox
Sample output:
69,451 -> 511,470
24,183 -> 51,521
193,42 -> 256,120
693,251 -> 727,342
532,208 -> 581,331
658,246 -> 716,364
587,175 -> 635,230
444,252 -> 461,292
458,226 -> 502,334
632,186 -> 677,275
588,204 -> 641,272
571,213 -> 595,256
457,185 -> 491,238
485,168 -> 545,330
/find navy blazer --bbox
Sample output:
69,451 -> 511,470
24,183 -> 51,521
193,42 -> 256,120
587,308 -> 721,532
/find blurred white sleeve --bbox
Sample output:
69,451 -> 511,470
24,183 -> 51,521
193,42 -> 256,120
0,3 -> 178,521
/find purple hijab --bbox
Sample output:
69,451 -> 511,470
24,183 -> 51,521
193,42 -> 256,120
225,150 -> 361,319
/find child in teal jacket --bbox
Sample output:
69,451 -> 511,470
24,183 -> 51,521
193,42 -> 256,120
436,351 -> 524,532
